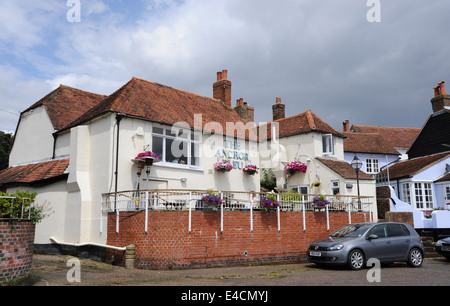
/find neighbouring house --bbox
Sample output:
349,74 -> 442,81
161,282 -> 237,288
377,81 -> 450,231
342,120 -> 421,175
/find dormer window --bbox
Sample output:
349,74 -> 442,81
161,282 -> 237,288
322,134 -> 335,155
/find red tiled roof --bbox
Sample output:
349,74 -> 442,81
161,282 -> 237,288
316,158 -> 374,180
60,77 -> 250,137
379,152 -> 450,180
343,132 -> 399,155
435,173 -> 450,183
23,85 -> 107,131
0,159 -> 69,186
257,110 -> 344,140
351,125 -> 421,149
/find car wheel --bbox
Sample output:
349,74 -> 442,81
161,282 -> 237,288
407,248 -> 423,268
348,249 -> 365,270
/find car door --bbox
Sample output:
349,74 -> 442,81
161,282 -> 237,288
385,224 -> 411,259
364,224 -> 391,260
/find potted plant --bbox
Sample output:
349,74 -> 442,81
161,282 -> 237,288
313,195 -> 330,207
260,192 -> 280,212
201,190 -> 223,210
214,161 -> 233,173
242,164 -> 259,175
284,161 -> 307,177
311,181 -> 321,188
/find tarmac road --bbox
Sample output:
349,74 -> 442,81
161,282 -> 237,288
24,254 -> 450,287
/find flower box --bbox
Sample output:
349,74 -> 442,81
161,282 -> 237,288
214,162 -> 233,173
243,164 -> 259,175
313,196 -> 330,207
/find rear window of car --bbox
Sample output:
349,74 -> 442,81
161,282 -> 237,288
388,224 -> 410,237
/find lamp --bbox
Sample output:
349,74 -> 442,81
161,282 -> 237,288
351,155 -> 362,207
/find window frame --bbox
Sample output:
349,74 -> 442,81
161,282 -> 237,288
322,134 -> 335,156
365,158 -> 380,174
151,125 -> 202,170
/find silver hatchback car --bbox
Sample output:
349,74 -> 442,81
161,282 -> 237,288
307,222 -> 425,270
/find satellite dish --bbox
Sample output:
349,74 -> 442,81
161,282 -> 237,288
446,164 -> 450,173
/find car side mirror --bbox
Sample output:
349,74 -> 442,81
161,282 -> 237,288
367,234 -> 378,240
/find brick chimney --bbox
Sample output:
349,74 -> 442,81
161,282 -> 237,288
213,70 -> 232,107
234,98 -> 255,123
343,120 -> 350,132
272,97 -> 285,121
431,81 -> 450,113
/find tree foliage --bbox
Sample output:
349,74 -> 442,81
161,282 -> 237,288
0,131 -> 13,170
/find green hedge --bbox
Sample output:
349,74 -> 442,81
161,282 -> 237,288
0,191 -> 49,224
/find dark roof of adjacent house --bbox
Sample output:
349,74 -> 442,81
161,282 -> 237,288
23,85 -> 107,131
343,132 -> 399,155
0,159 -> 70,186
407,109 -> 450,159
257,110 -> 345,140
350,125 -> 421,150
378,151 -> 450,180
60,77 -> 249,137
316,158 -> 374,180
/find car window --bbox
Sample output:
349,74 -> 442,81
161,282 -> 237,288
330,223 -> 372,238
388,224 -> 409,237
368,225 -> 387,238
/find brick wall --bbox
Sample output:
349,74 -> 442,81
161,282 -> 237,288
107,211 -> 368,270
385,212 -> 414,227
0,221 -> 36,282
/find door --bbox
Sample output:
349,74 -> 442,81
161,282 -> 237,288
364,224 -> 392,260
385,224 -> 411,259
444,184 -> 450,206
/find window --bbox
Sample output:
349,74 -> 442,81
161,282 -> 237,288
368,224 -> 387,238
322,134 -> 334,155
152,126 -> 201,169
290,185 -> 309,200
366,158 -> 379,174
387,224 -> 410,237
401,183 -> 411,204
414,183 -> 433,209
331,180 -> 340,195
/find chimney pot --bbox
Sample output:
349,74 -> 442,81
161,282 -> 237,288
439,81 -> 446,95
434,86 -> 440,97
217,71 -> 222,81
222,70 -> 228,80
343,120 -> 350,132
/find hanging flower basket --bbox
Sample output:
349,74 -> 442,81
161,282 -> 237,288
313,195 -> 330,207
284,161 -> 307,177
242,164 -> 259,175
214,162 -> 233,173
201,191 -> 223,206
260,193 -> 280,212
133,151 -> 160,166
424,211 -> 433,219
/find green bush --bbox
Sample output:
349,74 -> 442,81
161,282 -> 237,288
0,191 -> 50,224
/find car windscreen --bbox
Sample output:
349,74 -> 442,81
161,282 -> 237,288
330,224 -> 373,238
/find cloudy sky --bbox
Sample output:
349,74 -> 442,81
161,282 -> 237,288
1,0 -> 449,134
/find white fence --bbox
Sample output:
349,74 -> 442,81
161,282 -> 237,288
101,190 -> 374,234
0,196 -> 35,221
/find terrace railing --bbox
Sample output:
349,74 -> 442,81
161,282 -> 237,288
101,189 -> 374,234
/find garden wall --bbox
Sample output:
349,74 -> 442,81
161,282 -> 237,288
0,221 -> 35,282
107,211 -> 369,270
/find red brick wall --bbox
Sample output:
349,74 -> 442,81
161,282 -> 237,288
0,221 -> 35,282
107,211 -> 369,270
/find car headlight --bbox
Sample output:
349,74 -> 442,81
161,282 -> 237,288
328,244 -> 344,251
435,240 -> 443,246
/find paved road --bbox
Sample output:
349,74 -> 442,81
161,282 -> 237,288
27,254 -> 450,287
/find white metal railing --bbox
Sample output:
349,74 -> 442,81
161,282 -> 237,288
101,190 -> 374,234
0,196 -> 35,221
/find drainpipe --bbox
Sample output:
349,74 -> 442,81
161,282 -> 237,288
114,113 -> 125,209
